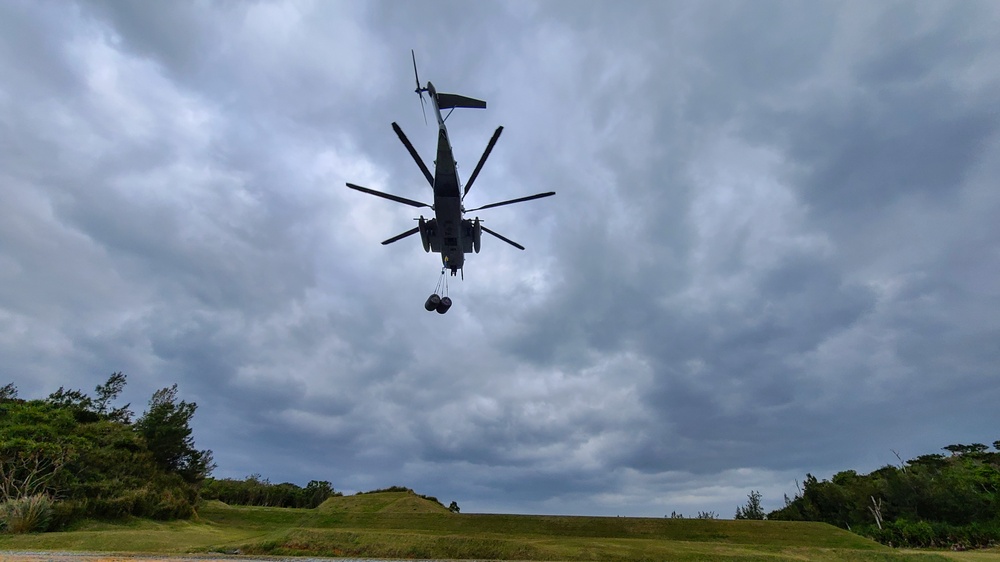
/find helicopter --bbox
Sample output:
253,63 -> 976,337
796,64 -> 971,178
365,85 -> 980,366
346,52 -> 555,314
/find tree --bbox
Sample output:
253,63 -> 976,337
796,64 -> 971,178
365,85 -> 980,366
43,373 -> 133,424
93,372 -> 132,423
735,490 -> 765,520
134,385 -> 214,483
0,383 -> 17,401
0,449 -> 68,502
767,444 -> 1000,547
448,501 -> 460,513
303,480 -> 337,508
942,443 -> 987,457
201,476 -> 340,508
2,379 -> 211,526
45,387 -> 96,421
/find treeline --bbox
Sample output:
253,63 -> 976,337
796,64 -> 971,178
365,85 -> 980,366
769,443 -> 1000,548
201,475 -> 340,508
0,374 -> 213,531
2,375 -> 463,534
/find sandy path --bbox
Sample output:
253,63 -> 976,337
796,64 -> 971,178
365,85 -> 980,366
0,553 -> 397,562
1,553 -> 245,562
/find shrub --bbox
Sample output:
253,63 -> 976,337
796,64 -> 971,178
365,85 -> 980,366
898,519 -> 935,547
47,500 -> 83,531
1,494 -> 54,533
150,486 -> 195,520
861,519 -> 1000,549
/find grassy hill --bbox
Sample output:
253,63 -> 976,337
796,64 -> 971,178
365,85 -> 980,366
0,491 -> 993,561
317,490 -> 451,514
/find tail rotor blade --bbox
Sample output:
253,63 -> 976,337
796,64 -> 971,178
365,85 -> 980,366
463,126 -> 503,199
465,191 -> 555,213
346,183 -> 432,209
411,49 -> 422,92
412,50 -> 427,125
481,225 -> 525,250
392,122 -> 434,188
382,226 -> 420,246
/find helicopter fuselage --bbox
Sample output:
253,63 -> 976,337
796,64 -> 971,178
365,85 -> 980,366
425,81 -> 474,274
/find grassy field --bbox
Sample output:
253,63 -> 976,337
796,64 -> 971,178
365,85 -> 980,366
1,491 -> 997,561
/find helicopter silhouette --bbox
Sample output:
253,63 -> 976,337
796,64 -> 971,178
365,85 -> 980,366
346,52 -> 555,314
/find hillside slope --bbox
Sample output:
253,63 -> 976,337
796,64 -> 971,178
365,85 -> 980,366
316,490 -> 450,514
0,496 -> 966,561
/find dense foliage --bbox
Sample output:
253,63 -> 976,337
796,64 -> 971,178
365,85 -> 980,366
769,443 -> 1000,548
0,374 -> 214,531
201,474 -> 340,508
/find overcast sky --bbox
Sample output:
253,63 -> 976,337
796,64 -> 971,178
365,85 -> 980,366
2,0 -> 998,517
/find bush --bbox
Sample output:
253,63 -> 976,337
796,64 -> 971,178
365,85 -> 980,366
898,519 -> 935,547
150,486 -> 195,520
860,519 -> 1000,549
89,491 -> 141,519
1,494 -> 54,533
82,482 -> 194,521
47,500 -> 83,531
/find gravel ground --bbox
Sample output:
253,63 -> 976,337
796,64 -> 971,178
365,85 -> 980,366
0,553 -> 412,562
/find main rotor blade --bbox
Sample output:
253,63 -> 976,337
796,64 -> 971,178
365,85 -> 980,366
465,191 -> 556,212
346,183 -> 431,209
382,226 -> 420,246
463,126 -> 503,199
481,225 -> 525,250
392,122 -> 434,188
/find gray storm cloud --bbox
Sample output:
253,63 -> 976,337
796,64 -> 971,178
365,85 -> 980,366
1,0 -> 998,517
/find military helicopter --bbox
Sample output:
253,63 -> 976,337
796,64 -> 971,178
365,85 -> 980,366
346,52 -> 555,314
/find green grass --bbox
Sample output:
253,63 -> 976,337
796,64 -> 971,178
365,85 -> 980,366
317,491 -> 451,514
0,492 -> 992,561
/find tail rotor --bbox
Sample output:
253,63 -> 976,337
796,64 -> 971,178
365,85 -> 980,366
412,49 -> 428,125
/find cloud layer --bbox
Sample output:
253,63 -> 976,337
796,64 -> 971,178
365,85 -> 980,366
2,0 -> 998,516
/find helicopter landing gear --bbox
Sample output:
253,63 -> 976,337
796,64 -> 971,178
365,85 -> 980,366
424,268 -> 452,314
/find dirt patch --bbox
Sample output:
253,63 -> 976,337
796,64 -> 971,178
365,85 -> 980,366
0,552 -> 376,562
